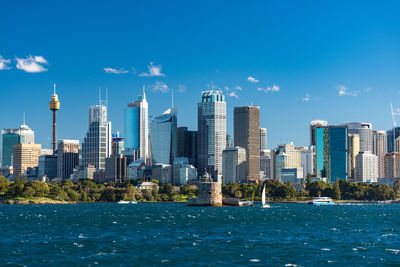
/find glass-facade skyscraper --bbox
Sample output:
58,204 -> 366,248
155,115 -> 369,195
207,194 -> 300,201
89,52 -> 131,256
315,126 -> 348,183
81,104 -> 112,170
149,107 -> 177,165
197,91 -> 226,181
2,123 -> 35,167
124,89 -> 149,161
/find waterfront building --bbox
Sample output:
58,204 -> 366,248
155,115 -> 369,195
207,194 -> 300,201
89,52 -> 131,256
82,104 -> 112,170
222,147 -> 246,184
177,127 -> 198,168
355,151 -> 378,183
384,152 -> 400,178
197,91 -> 226,181
342,122 -> 373,153
149,107 -> 177,165
373,130 -> 387,178
234,106 -> 260,181
57,140 -> 80,179
348,133 -> 360,179
275,153 -> 288,181
300,147 -> 313,179
105,154 -> 128,183
281,167 -> 303,184
111,132 -> 125,155
38,155 -> 57,180
124,88 -> 149,161
172,157 -> 197,185
315,125 -> 348,182
12,143 -> 41,179
152,164 -> 172,184
260,128 -> 267,151
72,164 -> 96,182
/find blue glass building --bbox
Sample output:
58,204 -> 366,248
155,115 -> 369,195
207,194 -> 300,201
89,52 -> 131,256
315,126 -> 348,183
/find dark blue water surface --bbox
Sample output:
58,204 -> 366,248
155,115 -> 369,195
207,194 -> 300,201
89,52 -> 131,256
1,203 -> 400,266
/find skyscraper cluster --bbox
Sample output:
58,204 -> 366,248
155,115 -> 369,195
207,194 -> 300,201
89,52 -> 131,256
1,86 -> 400,188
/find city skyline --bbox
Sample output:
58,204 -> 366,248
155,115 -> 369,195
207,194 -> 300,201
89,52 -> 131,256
1,1 -> 400,150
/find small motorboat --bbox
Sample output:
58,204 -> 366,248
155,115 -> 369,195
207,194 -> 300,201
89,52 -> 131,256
308,197 -> 335,205
118,200 -> 137,204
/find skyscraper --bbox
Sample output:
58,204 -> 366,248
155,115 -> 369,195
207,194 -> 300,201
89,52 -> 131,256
384,152 -> 400,178
342,122 -> 373,153
315,125 -> 348,183
197,91 -> 226,181
234,106 -> 260,181
111,132 -> 125,155
13,143 -> 41,179
348,133 -> 360,179
57,140 -> 80,179
177,127 -> 198,168
149,106 -> 177,165
81,103 -> 112,170
260,128 -> 267,151
124,88 -> 149,161
386,127 -> 400,152
310,120 -> 328,146
373,130 -> 387,178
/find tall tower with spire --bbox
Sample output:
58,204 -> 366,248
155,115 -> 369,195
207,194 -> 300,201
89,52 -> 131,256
49,84 -> 60,154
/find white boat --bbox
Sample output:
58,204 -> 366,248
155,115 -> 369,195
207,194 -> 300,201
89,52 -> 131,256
117,200 -> 137,204
308,197 -> 335,205
262,184 -> 270,208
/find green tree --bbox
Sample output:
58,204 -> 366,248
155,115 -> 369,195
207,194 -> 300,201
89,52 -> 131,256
333,178 -> 341,200
0,177 -> 10,194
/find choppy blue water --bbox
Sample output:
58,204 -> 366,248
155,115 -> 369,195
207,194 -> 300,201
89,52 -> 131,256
1,203 -> 400,266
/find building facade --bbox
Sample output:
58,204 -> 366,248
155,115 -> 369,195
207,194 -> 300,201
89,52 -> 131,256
315,126 -> 348,183
197,91 -> 226,181
124,89 -> 149,161
355,151 -> 378,183
384,152 -> 400,178
348,133 -> 360,179
149,107 -> 177,165
177,127 -> 198,168
105,154 -> 128,183
82,104 -> 112,170
373,130 -> 387,178
260,128 -> 267,151
234,106 -> 260,181
2,124 -> 35,167
12,143 -> 41,179
57,140 -> 80,179
343,122 -> 373,153
222,147 -> 246,184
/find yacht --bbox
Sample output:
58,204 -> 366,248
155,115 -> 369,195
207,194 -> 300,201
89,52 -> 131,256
308,197 -> 335,205
262,184 -> 270,208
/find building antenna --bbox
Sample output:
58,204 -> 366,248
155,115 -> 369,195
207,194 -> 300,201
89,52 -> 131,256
53,83 -> 56,95
23,112 -> 26,125
142,85 -> 146,100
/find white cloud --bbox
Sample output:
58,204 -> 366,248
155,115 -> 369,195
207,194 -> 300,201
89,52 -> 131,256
235,86 -> 242,91
151,81 -> 169,93
224,86 -> 229,91
229,91 -> 239,99
16,55 -> 49,73
247,76 -> 259,83
139,62 -> 165,77
178,84 -> 186,93
0,55 -> 11,70
302,93 -> 310,102
336,85 -> 360,96
257,84 -> 280,93
104,67 -> 129,74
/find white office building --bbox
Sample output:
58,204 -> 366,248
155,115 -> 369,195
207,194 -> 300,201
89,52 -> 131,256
355,151 -> 378,183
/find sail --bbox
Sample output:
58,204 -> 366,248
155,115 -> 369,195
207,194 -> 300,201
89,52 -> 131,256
262,184 -> 266,205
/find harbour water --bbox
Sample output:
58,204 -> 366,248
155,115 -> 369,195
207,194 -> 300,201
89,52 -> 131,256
1,203 -> 400,266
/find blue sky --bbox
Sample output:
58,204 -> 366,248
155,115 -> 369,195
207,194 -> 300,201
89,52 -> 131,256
1,0 -> 400,149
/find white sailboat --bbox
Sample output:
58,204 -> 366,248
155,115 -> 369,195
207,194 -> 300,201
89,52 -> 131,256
262,184 -> 270,208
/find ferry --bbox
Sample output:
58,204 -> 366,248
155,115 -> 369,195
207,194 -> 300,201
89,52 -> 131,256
308,197 -> 335,205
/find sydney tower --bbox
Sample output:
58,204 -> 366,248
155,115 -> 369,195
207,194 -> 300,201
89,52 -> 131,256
49,84 -> 60,154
